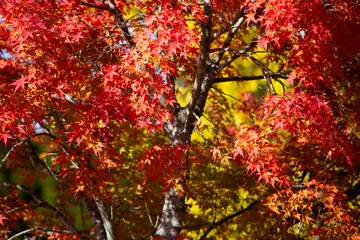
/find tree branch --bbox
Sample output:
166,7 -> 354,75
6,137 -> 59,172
0,182 -> 84,238
8,226 -> 73,240
0,137 -> 30,170
215,36 -> 261,75
213,9 -> 247,65
80,1 -> 111,11
199,200 -> 258,240
210,8 -> 246,43
101,0 -> 135,48
345,182 -> 360,200
94,198 -> 117,240
0,133 -> 57,171
187,0 -> 213,118
213,72 -> 289,84
246,54 -> 276,94
0,70 -> 17,80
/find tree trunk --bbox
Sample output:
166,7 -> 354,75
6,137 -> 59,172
155,188 -> 186,239
155,107 -> 193,239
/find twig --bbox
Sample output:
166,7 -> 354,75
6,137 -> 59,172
80,1 -> 111,11
0,182 -> 83,237
215,35 -> 262,75
199,200 -> 258,240
213,9 -> 247,64
210,8 -> 246,43
246,54 -> 277,95
211,87 -> 255,123
0,137 -> 30,170
101,0 -> 135,48
145,203 -> 154,227
213,72 -> 289,84
43,153 -> 58,181
8,226 -> 73,240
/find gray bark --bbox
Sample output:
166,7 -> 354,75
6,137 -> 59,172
82,196 -> 109,240
155,189 -> 186,239
154,1 -> 214,238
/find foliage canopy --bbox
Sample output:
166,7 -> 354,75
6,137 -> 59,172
0,0 -> 360,239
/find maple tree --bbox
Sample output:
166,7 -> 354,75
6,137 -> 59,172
0,0 -> 360,239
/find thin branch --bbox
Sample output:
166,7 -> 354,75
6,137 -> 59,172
0,137 -> 30,170
214,9 -> 247,64
8,226 -> 73,240
139,232 -> 153,240
192,111 -> 223,135
80,1 -> 111,11
192,112 -> 215,146
211,87 -> 255,123
0,182 -> 84,237
246,54 -> 273,93
246,54 -> 278,95
215,36 -> 261,75
101,0 -> 135,48
145,203 -> 154,227
94,197 -> 117,240
0,70 -> 17,80
210,8 -> 246,42
213,72 -> 289,84
81,195 -> 109,240
345,182 -> 360,200
199,200 -> 258,240
43,153 -> 59,181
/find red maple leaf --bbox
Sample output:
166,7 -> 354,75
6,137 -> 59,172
10,78 -> 27,92
0,214 -> 7,225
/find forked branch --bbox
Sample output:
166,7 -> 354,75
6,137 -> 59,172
199,200 -> 259,240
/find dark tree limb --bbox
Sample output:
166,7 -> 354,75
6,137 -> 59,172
210,8 -> 246,43
101,0 -> 135,48
81,0 -> 135,48
345,182 -> 360,200
213,9 -> 247,65
187,0 -> 213,119
0,182 -> 85,238
0,70 -> 17,80
8,226 -> 73,240
199,200 -> 259,240
213,72 -> 289,84
215,36 -> 261,75
80,1 -> 111,12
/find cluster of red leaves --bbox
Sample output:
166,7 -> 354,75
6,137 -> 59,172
263,90 -> 359,166
0,0 -> 201,200
233,0 -> 360,238
266,180 -> 358,239
48,233 -> 80,240
139,144 -> 188,190
0,191 -> 35,235
234,120 -> 294,188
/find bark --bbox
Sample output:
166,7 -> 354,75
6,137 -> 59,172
155,107 -> 193,239
95,199 -> 117,240
82,196 -> 109,240
155,188 -> 186,239
155,1 -> 214,237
